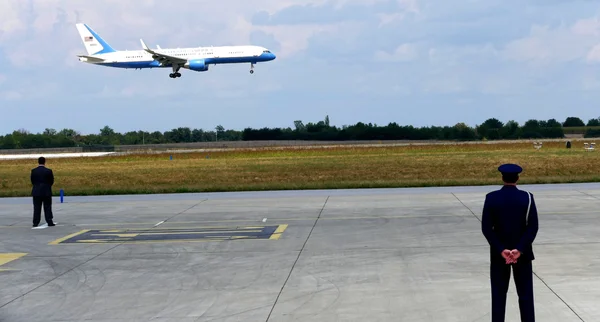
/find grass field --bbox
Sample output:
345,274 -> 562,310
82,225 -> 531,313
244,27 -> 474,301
0,141 -> 598,197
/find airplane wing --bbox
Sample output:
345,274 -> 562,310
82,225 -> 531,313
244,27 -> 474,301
140,39 -> 187,66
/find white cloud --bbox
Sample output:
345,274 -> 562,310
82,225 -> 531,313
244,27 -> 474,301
377,12 -> 405,27
247,0 -> 420,59
571,16 -> 600,37
0,0 -> 28,39
332,0 -> 419,12
29,1 -> 65,34
6,41 -> 48,68
334,0 -> 419,11
255,23 -> 341,58
427,44 -> 499,66
502,25 -> 564,63
374,43 -> 418,62
502,17 -> 600,65
586,44 -> 600,62
398,0 -> 419,13
0,0 -> 299,40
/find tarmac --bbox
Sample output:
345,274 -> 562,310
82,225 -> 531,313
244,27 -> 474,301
0,183 -> 599,321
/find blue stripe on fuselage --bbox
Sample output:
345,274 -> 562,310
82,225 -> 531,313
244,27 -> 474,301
99,61 -> 162,68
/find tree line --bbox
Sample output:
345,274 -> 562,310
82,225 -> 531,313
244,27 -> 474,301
1,116 -> 599,150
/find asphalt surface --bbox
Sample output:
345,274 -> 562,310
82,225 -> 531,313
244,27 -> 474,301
1,183 -> 599,321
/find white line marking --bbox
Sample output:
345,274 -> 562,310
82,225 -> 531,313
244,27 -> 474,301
154,221 -> 165,227
262,218 -> 267,222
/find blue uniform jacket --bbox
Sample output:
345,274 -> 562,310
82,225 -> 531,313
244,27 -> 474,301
481,185 -> 539,262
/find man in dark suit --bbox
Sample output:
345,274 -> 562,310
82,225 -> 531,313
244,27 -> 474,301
481,163 -> 539,322
31,156 -> 56,227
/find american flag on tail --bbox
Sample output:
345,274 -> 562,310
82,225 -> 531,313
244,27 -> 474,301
84,36 -> 93,42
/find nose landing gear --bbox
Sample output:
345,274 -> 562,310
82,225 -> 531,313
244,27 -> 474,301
250,63 -> 254,74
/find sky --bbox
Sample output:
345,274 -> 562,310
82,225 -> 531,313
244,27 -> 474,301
1,0 -> 600,135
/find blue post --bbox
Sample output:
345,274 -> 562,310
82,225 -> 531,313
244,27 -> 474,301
170,155 -> 173,160
60,189 -> 64,203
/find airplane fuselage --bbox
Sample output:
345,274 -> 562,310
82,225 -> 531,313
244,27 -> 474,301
78,45 -> 276,70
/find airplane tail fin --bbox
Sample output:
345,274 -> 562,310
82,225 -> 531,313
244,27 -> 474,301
75,23 -> 116,55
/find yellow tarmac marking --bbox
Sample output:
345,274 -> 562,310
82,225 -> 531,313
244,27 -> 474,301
48,230 -> 90,245
269,224 -> 288,240
0,253 -> 27,271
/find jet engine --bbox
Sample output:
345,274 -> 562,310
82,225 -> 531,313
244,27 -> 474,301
184,59 -> 209,72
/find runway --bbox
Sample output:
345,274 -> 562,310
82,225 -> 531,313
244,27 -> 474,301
1,183 -> 599,321
0,152 -> 116,160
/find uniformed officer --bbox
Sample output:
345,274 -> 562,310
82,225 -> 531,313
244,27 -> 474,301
481,163 -> 539,322
31,156 -> 56,228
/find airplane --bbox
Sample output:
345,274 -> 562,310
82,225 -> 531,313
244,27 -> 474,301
75,23 -> 276,78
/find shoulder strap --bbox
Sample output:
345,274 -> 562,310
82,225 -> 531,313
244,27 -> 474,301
525,191 -> 532,223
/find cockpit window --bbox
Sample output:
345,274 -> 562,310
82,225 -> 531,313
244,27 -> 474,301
263,50 -> 271,53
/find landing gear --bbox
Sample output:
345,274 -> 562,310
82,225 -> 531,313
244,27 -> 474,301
169,65 -> 182,78
250,63 -> 254,74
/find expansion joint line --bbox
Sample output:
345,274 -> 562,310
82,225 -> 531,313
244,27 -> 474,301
577,190 -> 600,201
532,272 -> 585,321
265,196 -> 330,322
452,193 -> 585,321
0,199 -> 207,310
451,192 -> 482,223
159,199 -> 208,224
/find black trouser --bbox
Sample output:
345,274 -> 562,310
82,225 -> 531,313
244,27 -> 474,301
33,196 -> 54,226
490,258 -> 535,321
